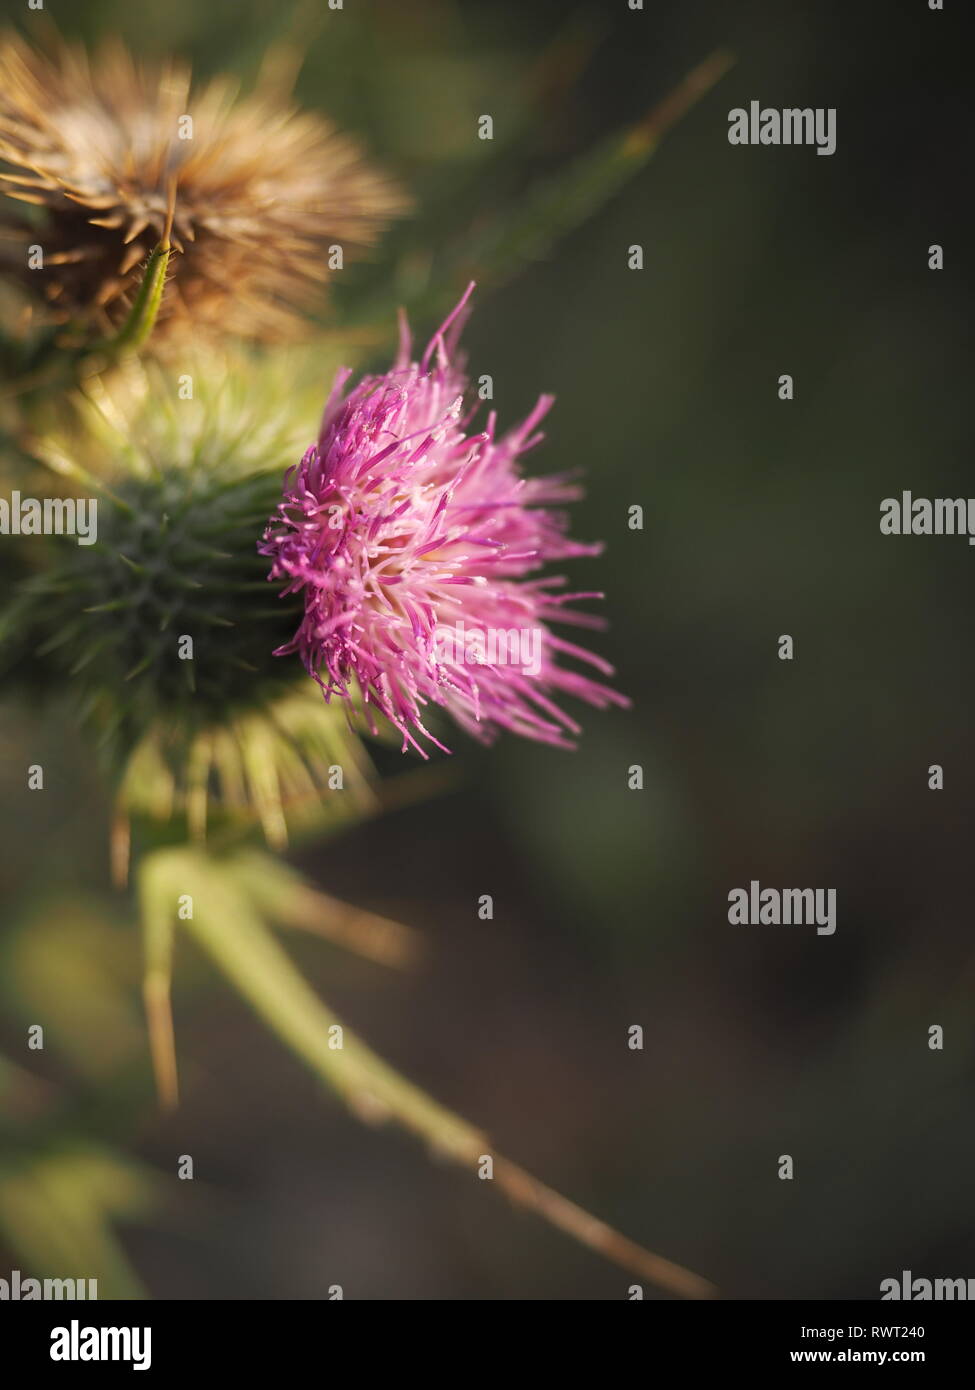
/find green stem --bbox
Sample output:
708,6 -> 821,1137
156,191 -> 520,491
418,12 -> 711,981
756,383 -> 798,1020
175,854 -> 714,1298
98,240 -> 171,355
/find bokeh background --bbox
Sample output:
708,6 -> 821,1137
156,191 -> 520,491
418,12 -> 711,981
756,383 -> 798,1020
1,0 -> 972,1299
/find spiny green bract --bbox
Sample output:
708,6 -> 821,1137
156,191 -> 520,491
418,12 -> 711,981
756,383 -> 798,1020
38,466 -> 300,738
7,353 -> 330,758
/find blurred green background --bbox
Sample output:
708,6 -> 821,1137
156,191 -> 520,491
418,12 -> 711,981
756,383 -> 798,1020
1,0 -> 972,1298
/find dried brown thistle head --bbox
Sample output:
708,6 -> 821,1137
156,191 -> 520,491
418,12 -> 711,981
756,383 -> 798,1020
0,32 -> 408,343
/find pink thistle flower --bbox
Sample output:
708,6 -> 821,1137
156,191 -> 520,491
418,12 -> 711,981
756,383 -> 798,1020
260,284 -> 629,755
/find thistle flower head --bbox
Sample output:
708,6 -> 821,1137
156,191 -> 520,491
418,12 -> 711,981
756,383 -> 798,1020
4,351 -> 378,853
0,32 -> 406,341
261,285 -> 628,753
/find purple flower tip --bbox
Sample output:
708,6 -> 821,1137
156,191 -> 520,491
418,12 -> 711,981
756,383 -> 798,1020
260,284 -> 629,755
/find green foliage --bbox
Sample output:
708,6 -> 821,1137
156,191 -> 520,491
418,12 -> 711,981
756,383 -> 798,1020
0,1142 -> 154,1299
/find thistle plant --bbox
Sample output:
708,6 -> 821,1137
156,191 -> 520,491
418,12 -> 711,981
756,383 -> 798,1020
0,18 -> 731,1299
13,355 -> 379,866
